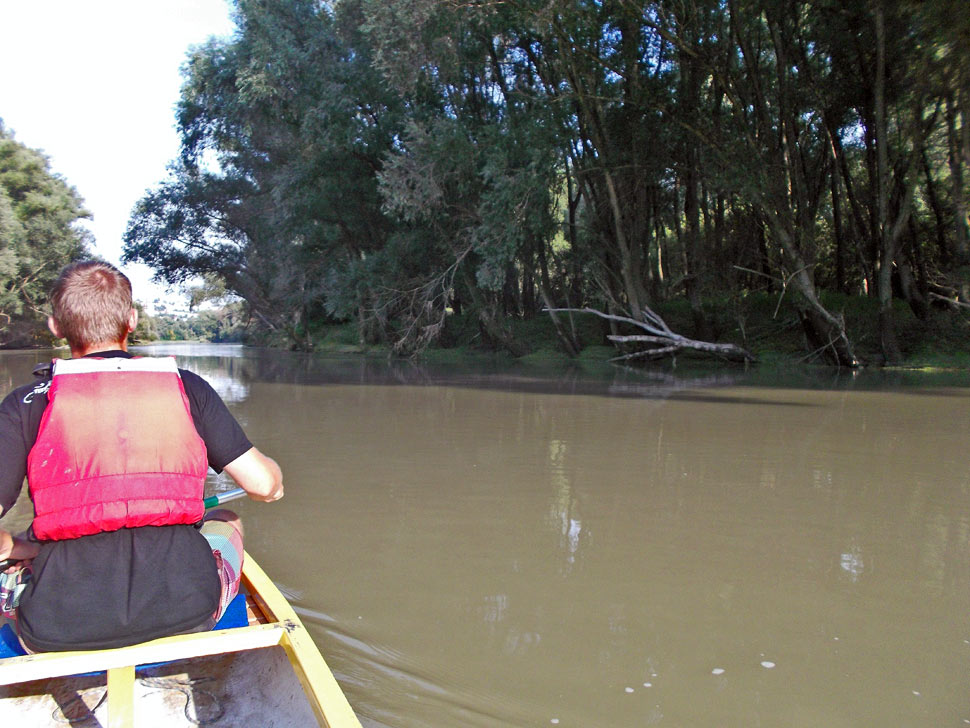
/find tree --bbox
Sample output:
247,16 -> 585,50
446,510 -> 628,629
808,0 -> 958,361
124,0 -> 403,350
0,122 -> 90,346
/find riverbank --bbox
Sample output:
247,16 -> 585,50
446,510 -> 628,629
16,291 -> 963,370
302,292 -> 969,370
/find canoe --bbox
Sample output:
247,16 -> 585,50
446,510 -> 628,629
0,551 -> 362,727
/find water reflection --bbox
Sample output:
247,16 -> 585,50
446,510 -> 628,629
132,343 -> 250,403
839,540 -> 866,582
478,594 -> 507,624
547,438 -> 585,575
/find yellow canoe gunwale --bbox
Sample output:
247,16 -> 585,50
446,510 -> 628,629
0,551 -> 361,728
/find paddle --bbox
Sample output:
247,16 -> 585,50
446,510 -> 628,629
0,488 -> 250,570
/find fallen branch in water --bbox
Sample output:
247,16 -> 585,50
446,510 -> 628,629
545,306 -> 756,363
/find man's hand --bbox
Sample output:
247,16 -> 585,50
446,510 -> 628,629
0,528 -> 40,570
223,447 -> 284,503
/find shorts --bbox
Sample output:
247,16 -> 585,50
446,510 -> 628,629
200,513 -> 244,621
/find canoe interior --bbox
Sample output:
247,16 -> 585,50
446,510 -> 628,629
0,591 -> 320,727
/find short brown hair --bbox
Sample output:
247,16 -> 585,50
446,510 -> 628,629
50,261 -> 133,349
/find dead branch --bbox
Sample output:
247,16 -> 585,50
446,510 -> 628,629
546,306 -> 756,363
609,345 -> 682,362
929,291 -> 970,310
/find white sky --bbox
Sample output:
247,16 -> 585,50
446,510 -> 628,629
0,0 -> 236,312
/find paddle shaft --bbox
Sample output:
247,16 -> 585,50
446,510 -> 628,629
203,487 -> 248,509
0,488 -> 249,570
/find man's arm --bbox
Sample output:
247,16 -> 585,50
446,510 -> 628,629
0,385 -> 41,568
223,446 -> 284,502
0,386 -> 33,516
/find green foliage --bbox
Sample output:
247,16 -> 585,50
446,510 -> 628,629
0,123 -> 89,346
124,0 -> 404,352
124,0 -> 970,365
317,322 -> 362,348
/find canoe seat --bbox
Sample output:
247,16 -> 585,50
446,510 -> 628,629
0,592 -> 249,661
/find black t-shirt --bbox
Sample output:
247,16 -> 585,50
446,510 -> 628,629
0,350 -> 253,651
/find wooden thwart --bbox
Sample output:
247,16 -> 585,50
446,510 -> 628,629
0,621 -> 290,686
107,664 -> 134,727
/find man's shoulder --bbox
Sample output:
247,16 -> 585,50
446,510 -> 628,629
176,367 -> 229,421
177,367 -> 216,396
3,364 -> 54,411
0,364 -> 53,441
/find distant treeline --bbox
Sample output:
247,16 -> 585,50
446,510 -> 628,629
131,304 -> 245,345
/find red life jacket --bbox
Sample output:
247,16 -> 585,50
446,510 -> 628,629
27,357 -> 208,541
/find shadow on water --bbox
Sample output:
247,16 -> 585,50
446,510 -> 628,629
130,342 -> 970,403
136,345 -> 789,404
1,344 -> 966,406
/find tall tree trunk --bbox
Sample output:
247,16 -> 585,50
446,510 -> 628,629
502,261 -> 520,318
536,238 -> 580,356
521,264 -> 536,317
766,219 -> 859,366
828,121 -> 875,293
714,192 -> 726,283
899,219 -> 929,320
922,146 -> 951,266
683,163 -> 711,339
564,162 -> 584,307
874,3 -> 902,363
830,158 -> 847,293
560,45 -> 649,322
602,167 -> 647,319
679,46 -> 711,339
946,93 -> 969,260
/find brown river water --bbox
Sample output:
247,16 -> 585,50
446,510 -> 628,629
1,344 -> 969,727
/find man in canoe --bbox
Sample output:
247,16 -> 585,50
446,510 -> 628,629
0,261 -> 284,652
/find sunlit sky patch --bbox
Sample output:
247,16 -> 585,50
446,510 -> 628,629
0,0 -> 235,311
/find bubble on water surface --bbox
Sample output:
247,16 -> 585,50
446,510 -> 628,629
760,661 -> 776,669
550,720 -> 559,725
711,668 -> 725,675
625,686 -> 635,693
643,682 -> 652,688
